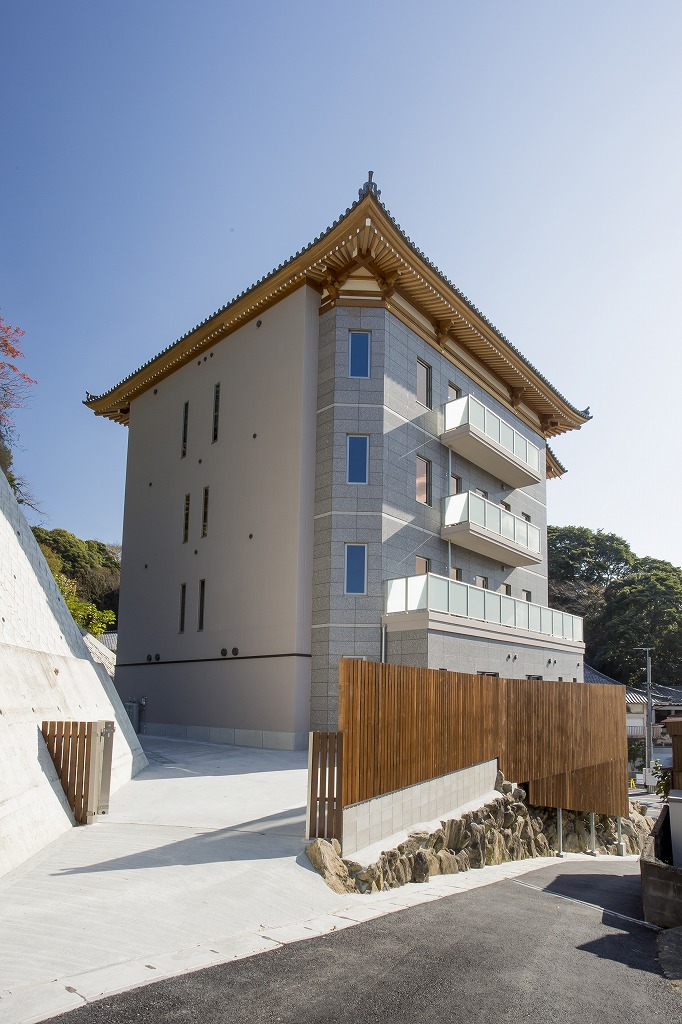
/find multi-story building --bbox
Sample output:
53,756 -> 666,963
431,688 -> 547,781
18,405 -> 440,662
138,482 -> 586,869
87,176 -> 589,749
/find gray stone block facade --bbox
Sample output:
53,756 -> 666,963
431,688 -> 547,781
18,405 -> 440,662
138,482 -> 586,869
311,304 -> 579,730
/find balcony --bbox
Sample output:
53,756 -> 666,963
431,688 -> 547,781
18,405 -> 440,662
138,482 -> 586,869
441,396 -> 541,488
441,492 -> 542,567
385,572 -> 583,643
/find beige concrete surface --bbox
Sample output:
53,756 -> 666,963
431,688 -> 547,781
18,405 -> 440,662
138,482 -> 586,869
0,736 -> 622,1024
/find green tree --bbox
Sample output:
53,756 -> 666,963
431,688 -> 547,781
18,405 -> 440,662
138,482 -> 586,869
34,527 -> 121,625
548,526 -> 635,662
548,525 -> 634,587
54,573 -> 116,636
592,557 -> 682,686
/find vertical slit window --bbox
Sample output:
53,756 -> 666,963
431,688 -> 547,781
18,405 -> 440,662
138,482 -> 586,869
348,331 -> 370,378
202,487 -> 209,537
179,583 -> 186,633
344,544 -> 367,595
416,455 -> 432,505
181,401 -> 189,458
198,579 -> 205,631
417,360 -> 432,408
212,383 -> 221,443
182,494 -> 190,543
346,435 -> 369,484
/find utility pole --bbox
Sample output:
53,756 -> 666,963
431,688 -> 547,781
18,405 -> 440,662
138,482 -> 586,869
634,647 -> 654,775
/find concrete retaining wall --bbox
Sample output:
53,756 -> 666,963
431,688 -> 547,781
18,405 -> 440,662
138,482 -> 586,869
342,758 -> 498,855
641,807 -> 682,928
0,471 -> 147,877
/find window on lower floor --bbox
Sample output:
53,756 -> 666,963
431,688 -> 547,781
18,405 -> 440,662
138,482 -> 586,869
474,488 -> 489,499
500,583 -> 512,596
344,543 -> 367,595
478,671 -> 500,677
197,579 -> 205,631
448,382 -> 461,402
475,575 -> 488,589
179,583 -> 186,633
501,501 -> 512,512
451,567 -> 463,581
347,435 -> 369,484
522,589 -> 532,602
415,556 -> 430,575
450,473 -> 462,495
416,455 -> 432,505
201,487 -> 209,537
182,494 -> 190,543
522,512 -> 531,523
526,675 -> 543,680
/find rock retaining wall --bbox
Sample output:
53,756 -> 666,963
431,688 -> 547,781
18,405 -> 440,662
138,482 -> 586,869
306,775 -> 655,895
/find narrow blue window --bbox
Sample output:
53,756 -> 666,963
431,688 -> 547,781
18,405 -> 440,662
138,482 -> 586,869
348,331 -> 370,378
344,544 -> 367,595
347,435 -> 369,484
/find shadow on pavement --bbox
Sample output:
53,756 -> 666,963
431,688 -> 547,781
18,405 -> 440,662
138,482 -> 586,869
539,870 -> 645,921
52,805 -> 308,876
129,737 -> 308,782
577,919 -> 663,977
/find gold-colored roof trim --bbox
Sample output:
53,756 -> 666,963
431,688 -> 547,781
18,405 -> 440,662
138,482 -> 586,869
86,190 -> 590,437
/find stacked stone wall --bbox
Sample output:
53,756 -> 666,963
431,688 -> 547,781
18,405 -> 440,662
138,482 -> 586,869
307,775 -> 655,895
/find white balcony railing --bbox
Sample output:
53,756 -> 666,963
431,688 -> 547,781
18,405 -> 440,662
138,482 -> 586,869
442,492 -> 541,556
385,572 -> 583,643
442,396 -> 541,487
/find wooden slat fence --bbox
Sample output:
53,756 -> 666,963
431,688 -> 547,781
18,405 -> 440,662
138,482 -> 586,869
337,660 -> 629,818
307,731 -> 343,841
41,720 -> 115,824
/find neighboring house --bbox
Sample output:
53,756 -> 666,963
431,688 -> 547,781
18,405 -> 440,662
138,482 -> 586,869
625,686 -> 682,742
86,176 -> 589,749
98,631 -> 118,653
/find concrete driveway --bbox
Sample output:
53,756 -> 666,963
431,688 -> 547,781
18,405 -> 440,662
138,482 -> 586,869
19,859 -> 679,1024
0,736 -> 644,1024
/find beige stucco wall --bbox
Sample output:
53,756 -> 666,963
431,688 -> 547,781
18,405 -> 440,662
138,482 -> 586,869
115,285 -> 320,746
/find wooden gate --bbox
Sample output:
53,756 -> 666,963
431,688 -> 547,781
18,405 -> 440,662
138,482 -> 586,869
306,731 -> 343,841
41,720 -> 115,824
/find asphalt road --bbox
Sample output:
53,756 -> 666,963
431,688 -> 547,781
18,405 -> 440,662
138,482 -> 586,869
47,860 -> 679,1024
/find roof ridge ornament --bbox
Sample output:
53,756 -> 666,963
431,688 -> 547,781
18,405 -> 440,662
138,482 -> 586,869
359,170 -> 381,199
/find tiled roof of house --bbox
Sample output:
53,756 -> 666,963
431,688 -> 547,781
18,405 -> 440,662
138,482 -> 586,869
585,663 -> 682,705
85,176 -> 590,429
625,684 -> 682,706
98,631 -> 118,652
584,664 -> 623,686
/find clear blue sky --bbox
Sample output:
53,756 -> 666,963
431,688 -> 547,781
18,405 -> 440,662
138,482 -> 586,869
2,1 -> 681,566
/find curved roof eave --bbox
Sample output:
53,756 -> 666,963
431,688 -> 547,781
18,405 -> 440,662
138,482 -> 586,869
85,179 -> 591,430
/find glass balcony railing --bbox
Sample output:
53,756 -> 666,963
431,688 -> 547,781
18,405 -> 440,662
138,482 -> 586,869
442,492 -> 541,555
385,572 -> 583,643
443,395 -> 541,474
